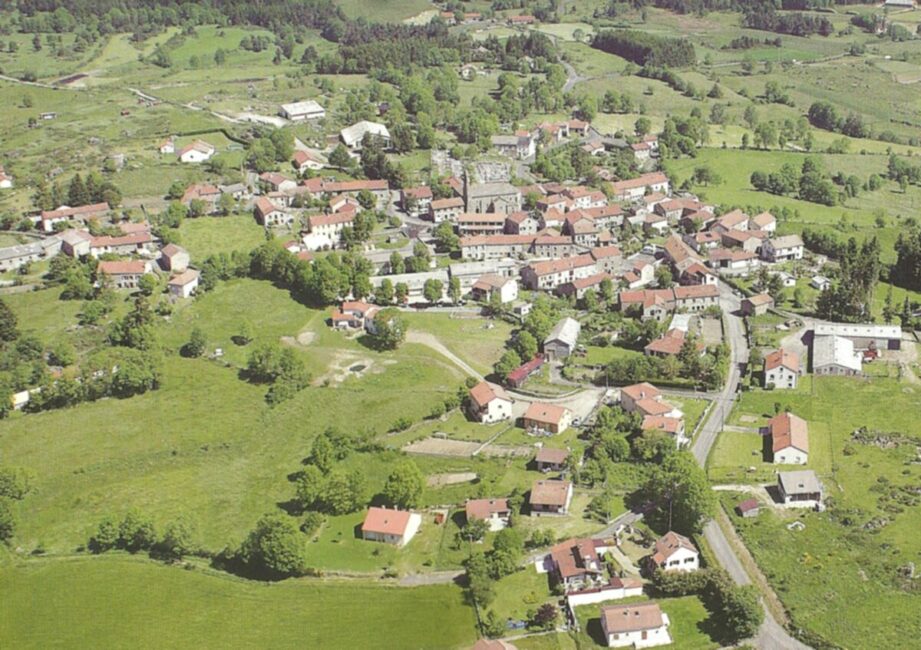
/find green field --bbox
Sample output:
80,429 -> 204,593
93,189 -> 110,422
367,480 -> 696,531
0,557 -> 478,649
177,214 -> 266,261
716,376 -> 921,647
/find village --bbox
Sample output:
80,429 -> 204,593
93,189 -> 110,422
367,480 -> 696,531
2,2 -> 921,648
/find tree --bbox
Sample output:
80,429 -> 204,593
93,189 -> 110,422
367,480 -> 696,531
457,517 -> 490,543
449,277 -> 462,304
160,516 -> 195,560
495,349 -> 522,378
328,144 -> 351,169
514,331 -> 539,362
389,251 -> 405,275
382,460 -> 425,509
530,603 -> 558,631
464,551 -> 496,608
138,273 -> 158,297
370,308 -> 406,350
89,515 -> 121,553
0,499 -> 15,542
634,117 -> 651,136
655,265 -> 674,289
119,508 -> 157,552
296,465 -> 327,510
0,467 -> 33,501
0,298 -> 19,342
375,278 -> 394,305
320,469 -> 366,515
240,513 -> 307,578
423,278 -> 444,304
642,451 -> 715,535
184,327 -> 207,358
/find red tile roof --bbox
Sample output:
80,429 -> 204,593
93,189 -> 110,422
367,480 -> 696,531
361,507 -> 414,537
529,480 -> 571,507
770,412 -> 809,453
465,498 -> 510,521
98,260 -> 147,275
523,402 -> 570,427
764,348 -> 799,373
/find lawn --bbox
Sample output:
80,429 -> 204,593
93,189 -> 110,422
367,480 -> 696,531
715,375 -> 921,647
402,312 -> 514,377
0,556 -> 478,649
580,345 -> 643,367
177,214 -> 265,261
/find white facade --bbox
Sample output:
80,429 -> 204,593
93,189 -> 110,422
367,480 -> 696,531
774,445 -> 808,465
765,365 -> 797,390
604,615 -> 671,648
362,513 -> 422,547
478,396 -> 513,423
660,546 -> 699,573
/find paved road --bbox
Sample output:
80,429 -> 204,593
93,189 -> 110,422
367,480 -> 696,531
692,282 -> 811,650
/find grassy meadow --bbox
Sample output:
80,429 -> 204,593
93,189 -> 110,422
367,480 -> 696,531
712,375 -> 921,647
0,556 -> 478,649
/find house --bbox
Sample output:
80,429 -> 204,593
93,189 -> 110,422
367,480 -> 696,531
507,355 -> 544,388
522,402 -> 573,435
471,274 -> 518,304
401,186 -> 433,217
609,172 -> 670,202
505,211 -> 540,235
457,213 -> 507,236
555,273 -> 611,301
761,234 -> 804,262
467,381 -> 514,424
97,260 -> 151,290
465,498 -> 512,532
157,138 -> 175,155
181,183 -> 222,213
292,150 -> 325,173
0,166 -> 13,189
712,209 -> 749,233
430,197 -> 465,223
59,229 -> 92,257
340,120 -> 391,150
644,328 -> 703,359
177,140 -> 215,163
307,212 -> 354,248
764,348 -> 799,389
253,197 -> 294,227
549,538 -> 605,591
649,531 -> 699,573
259,172 -> 297,194
508,14 -> 537,25
543,317 -> 581,360
278,100 -> 325,121
641,415 -> 686,446
600,602 -> 671,649
812,335 -> 862,376
741,293 -> 774,316
534,447 -> 569,472
770,411 -> 809,465
520,254 -> 597,291
736,498 -> 761,518
750,211 -> 777,233
458,63 -> 477,80
322,179 -> 390,207
810,275 -> 831,291
360,507 -> 422,547
491,132 -> 536,160
0,242 -> 48,272
89,232 -> 154,259
465,181 -> 522,214
40,202 -> 110,233
777,470 -> 823,508
167,269 -> 199,298
619,382 -> 661,413
159,242 -> 190,270
529,479 -> 573,515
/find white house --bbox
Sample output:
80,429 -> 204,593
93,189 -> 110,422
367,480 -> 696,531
467,381 -> 514,424
340,120 -> 391,150
253,197 -> 294,227
360,507 -> 422,547
168,269 -> 199,299
764,348 -> 799,389
770,412 -> 809,465
470,274 -> 518,304
649,531 -> 699,573
465,498 -> 511,532
177,140 -> 215,163
761,234 -> 804,262
601,602 -> 672,649
778,470 -> 823,509
279,100 -> 325,121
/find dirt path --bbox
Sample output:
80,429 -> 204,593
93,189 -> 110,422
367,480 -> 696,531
405,331 -> 483,380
